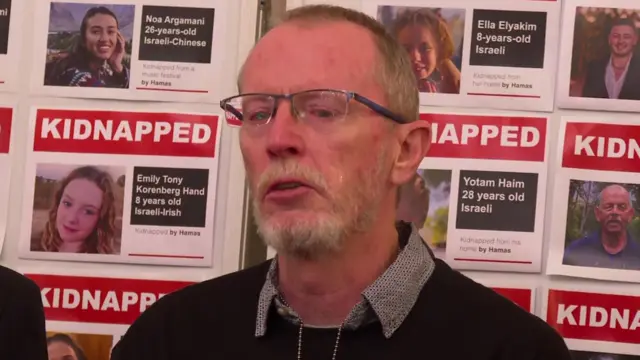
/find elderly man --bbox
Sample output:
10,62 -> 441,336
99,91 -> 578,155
0,265 -> 48,359
564,184 -> 640,270
111,5 -> 570,359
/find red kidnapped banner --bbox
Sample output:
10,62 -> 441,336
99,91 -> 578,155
0,107 -> 12,154
546,289 -> 640,344
562,122 -> 640,173
420,113 -> 546,162
33,109 -> 219,158
493,287 -> 532,312
26,274 -> 193,325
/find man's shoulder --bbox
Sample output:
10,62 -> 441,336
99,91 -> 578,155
566,233 -> 598,252
112,260 -> 273,358
0,265 -> 40,297
141,260 -> 272,314
425,259 -> 562,338
418,259 -> 570,358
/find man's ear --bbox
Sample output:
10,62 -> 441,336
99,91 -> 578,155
390,120 -> 431,186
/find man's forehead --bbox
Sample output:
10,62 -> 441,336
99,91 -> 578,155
601,186 -> 630,201
240,21 -> 378,92
611,25 -> 636,34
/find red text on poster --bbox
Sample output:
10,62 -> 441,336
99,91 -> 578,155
420,113 -> 546,162
26,274 -> 194,325
33,109 -> 219,158
492,287 -> 533,312
546,289 -> 640,345
562,122 -> 640,173
0,107 -> 12,154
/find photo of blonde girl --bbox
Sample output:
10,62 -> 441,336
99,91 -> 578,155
31,164 -> 125,255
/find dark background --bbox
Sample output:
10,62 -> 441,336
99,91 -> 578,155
0,0 -> 11,55
470,9 -> 547,68
456,169 -> 538,232
139,5 -> 215,63
130,166 -> 209,228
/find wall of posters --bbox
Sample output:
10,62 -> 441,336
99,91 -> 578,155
399,112 -> 549,272
18,105 -> 222,267
29,0 -> 229,103
556,0 -> 640,113
25,272 -> 195,359
547,116 -> 640,283
543,287 -> 640,357
361,0 -> 560,112
0,107 -> 11,253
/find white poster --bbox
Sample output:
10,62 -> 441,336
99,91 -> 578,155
0,1 -> 23,92
0,107 -> 12,253
547,116 -> 640,283
362,0 -> 560,112
25,272 -> 196,360
18,104 -> 222,267
29,0 -> 228,103
396,112 -> 549,272
556,0 -> 640,113
542,287 -> 640,358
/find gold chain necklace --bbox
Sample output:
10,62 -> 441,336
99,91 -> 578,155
280,296 -> 344,360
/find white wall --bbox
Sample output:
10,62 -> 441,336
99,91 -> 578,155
0,0 -> 259,282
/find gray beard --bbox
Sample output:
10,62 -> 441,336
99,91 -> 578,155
251,146 -> 390,260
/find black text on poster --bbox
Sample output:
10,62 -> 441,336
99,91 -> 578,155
139,5 -> 215,63
456,170 -> 538,232
470,9 -> 547,69
130,166 -> 209,227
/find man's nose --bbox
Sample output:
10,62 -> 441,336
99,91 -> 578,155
264,101 -> 305,159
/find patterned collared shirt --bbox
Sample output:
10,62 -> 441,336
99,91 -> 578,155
254,222 -> 436,339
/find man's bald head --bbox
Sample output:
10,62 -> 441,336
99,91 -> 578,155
598,184 -> 632,206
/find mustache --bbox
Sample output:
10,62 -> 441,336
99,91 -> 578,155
255,160 -> 327,198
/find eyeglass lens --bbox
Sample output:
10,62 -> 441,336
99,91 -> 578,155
224,90 -> 349,125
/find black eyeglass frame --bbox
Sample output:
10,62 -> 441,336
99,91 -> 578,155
219,89 -> 408,125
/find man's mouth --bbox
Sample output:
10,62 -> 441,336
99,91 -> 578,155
267,181 -> 307,193
262,178 -> 317,201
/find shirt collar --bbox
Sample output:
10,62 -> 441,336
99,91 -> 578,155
254,221 -> 435,338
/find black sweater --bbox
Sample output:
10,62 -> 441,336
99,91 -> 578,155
0,265 -> 48,360
111,259 -> 571,360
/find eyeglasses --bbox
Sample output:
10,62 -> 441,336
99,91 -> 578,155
219,89 -> 407,127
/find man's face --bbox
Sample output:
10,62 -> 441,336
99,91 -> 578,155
608,24 -> 638,57
595,185 -> 634,236
238,21 -> 395,258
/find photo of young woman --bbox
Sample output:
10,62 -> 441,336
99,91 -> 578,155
43,3 -> 134,88
47,332 -> 114,360
377,6 -> 465,94
30,164 -> 125,255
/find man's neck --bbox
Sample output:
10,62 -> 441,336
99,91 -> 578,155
277,221 -> 399,327
601,231 -> 627,255
611,54 -> 632,69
